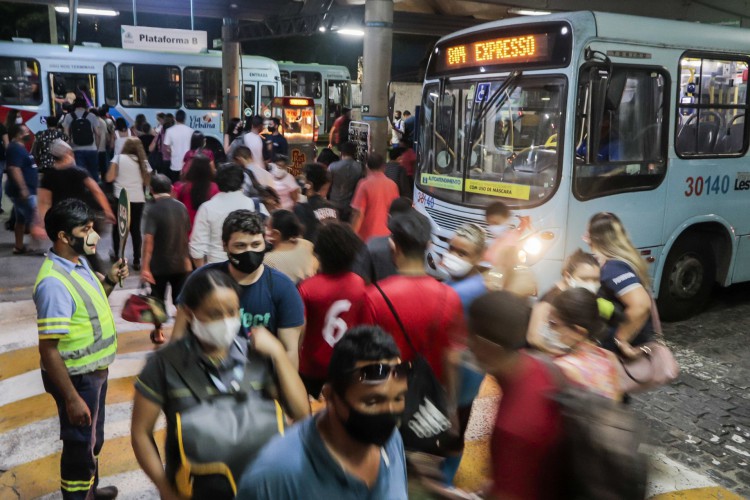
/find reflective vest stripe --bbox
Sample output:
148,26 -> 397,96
38,317 -> 71,324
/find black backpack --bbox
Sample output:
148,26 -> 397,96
70,111 -> 94,146
540,356 -> 649,500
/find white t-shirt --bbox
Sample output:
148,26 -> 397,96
112,154 -> 151,203
243,131 -> 265,169
113,128 -> 132,156
164,123 -> 194,172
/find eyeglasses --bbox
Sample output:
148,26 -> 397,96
348,362 -> 411,384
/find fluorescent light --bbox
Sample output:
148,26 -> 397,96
337,28 -> 364,37
55,6 -> 120,16
508,8 -> 551,16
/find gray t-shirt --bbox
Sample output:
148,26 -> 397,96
237,416 -> 408,499
328,158 -> 362,207
352,235 -> 398,285
62,108 -> 99,151
142,197 -> 192,275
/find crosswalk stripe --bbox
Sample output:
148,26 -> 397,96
0,376 -> 137,434
0,430 -> 166,499
0,330 -> 156,382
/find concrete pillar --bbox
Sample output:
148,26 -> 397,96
362,0 -> 393,157
222,17 -> 241,132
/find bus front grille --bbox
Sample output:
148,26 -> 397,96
424,206 -> 489,236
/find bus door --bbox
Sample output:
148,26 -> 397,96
327,79 -> 350,132
49,71 -> 98,117
243,84 -> 256,118
566,50 -> 671,265
260,84 -> 275,119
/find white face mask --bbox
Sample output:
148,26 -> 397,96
566,277 -> 600,295
191,316 -> 241,349
487,224 -> 511,238
441,252 -> 474,279
540,323 -> 572,354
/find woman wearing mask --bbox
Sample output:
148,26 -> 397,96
263,210 -> 317,284
438,222 -> 488,485
528,249 -> 603,348
106,137 -> 151,270
539,288 -> 622,401
585,212 -> 654,359
181,131 -> 215,180
174,155 -> 219,231
270,155 -> 300,210
131,268 -> 310,500
111,117 -> 133,156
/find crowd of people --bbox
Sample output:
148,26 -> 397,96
21,106 -> 665,500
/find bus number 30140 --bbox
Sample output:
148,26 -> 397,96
684,175 -> 731,197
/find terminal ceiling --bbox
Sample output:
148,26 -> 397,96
14,0 -> 750,37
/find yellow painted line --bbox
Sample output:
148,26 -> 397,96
649,487 -> 745,499
0,329 -> 162,382
0,376 -> 137,434
0,430 -> 165,499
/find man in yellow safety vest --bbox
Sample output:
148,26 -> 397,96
33,199 -> 128,500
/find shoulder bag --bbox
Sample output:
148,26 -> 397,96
373,282 -> 462,456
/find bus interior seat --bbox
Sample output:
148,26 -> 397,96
714,115 -> 745,154
677,116 -> 722,154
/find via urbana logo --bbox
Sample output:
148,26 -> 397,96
407,398 -> 451,438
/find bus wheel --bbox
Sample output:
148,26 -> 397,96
657,237 -> 715,321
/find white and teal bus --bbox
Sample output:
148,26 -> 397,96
278,61 -> 352,142
0,40 -> 282,155
415,11 -> 750,320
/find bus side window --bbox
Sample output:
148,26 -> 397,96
574,65 -> 668,200
184,67 -> 223,109
0,57 -> 41,106
676,55 -> 749,157
119,63 -> 181,109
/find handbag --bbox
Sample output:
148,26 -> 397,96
373,282 -> 462,456
121,283 -> 168,325
616,298 -> 679,393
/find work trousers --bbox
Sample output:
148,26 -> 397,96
43,368 -> 109,500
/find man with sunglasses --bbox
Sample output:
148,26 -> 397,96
238,325 -> 409,499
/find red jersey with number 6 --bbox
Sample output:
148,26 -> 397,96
298,272 -> 367,378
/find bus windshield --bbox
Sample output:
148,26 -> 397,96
418,75 -> 564,208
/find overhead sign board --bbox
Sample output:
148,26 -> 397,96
121,25 -> 207,53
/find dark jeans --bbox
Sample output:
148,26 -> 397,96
112,201 -> 144,263
74,150 -> 100,182
151,272 -> 189,311
97,151 -> 109,181
42,368 -> 108,500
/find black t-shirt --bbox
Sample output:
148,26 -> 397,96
40,166 -> 96,208
293,195 -> 339,243
140,134 -> 154,153
599,260 -> 654,349
142,197 -> 192,275
265,134 -> 289,157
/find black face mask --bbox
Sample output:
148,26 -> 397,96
340,398 -> 401,447
267,126 -> 277,133
228,249 -> 265,274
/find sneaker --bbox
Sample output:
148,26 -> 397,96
132,259 -> 141,271
94,486 -> 118,499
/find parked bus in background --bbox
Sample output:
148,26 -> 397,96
0,40 -> 282,158
414,11 -> 750,320
278,62 -> 352,143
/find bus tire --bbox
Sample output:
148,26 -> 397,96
657,237 -> 715,321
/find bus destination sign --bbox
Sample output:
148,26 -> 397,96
429,22 -> 571,76
444,34 -> 549,70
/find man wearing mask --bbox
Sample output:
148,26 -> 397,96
6,123 -> 39,254
171,209 -> 304,369
33,199 -> 128,500
243,115 -> 267,170
238,325 -> 408,499
265,117 -> 289,158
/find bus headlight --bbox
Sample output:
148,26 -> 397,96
517,231 -> 555,265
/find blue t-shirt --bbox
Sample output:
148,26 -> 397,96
5,141 -> 38,197
447,273 -> 487,318
599,259 -> 653,347
181,262 -> 304,335
237,416 -> 408,500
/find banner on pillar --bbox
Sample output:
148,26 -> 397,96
121,25 -> 207,53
